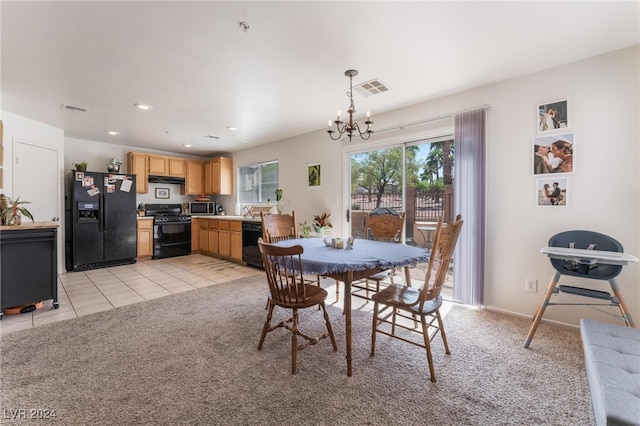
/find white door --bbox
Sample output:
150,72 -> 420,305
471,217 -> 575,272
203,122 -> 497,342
14,141 -> 59,222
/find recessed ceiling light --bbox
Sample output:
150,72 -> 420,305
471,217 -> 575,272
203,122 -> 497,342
134,103 -> 153,111
106,131 -> 119,136
227,126 -> 238,131
183,144 -> 192,148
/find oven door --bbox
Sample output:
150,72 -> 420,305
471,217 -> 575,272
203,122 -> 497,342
153,222 -> 192,259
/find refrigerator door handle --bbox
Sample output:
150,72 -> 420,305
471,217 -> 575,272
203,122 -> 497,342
101,203 -> 106,232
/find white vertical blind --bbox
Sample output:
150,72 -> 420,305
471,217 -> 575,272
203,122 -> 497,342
453,109 -> 486,305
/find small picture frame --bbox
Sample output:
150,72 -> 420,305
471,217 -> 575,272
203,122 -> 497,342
308,163 -> 321,189
536,177 -> 568,207
532,132 -> 574,175
537,99 -> 569,133
155,188 -> 170,199
75,171 -> 84,181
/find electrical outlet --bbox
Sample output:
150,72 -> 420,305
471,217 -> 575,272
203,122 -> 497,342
525,278 -> 537,293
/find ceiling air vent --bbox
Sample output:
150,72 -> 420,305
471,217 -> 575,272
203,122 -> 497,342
354,79 -> 389,98
61,104 -> 88,113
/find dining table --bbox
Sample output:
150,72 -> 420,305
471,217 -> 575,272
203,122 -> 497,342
273,237 -> 430,376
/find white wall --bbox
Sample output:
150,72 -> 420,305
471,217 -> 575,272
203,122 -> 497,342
231,46 -> 640,327
1,111 -> 66,272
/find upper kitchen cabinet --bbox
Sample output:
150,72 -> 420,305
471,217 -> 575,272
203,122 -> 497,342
127,152 -> 149,193
185,160 -> 204,195
204,157 -> 232,195
149,155 -> 185,177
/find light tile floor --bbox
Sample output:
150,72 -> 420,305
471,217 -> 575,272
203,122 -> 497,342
0,254 -> 454,335
0,254 -> 263,335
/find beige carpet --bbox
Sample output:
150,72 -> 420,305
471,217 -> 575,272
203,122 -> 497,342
0,275 -> 593,425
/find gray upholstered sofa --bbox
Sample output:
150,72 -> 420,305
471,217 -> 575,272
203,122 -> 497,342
580,319 -> 640,426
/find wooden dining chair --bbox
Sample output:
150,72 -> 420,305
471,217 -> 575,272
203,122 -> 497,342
370,214 -> 463,382
260,211 -> 298,243
261,211 -> 320,309
350,212 -> 406,303
258,239 -> 338,374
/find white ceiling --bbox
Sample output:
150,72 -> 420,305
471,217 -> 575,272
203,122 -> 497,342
1,1 -> 638,157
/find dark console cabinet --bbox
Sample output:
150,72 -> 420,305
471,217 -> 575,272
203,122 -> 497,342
0,226 -> 59,319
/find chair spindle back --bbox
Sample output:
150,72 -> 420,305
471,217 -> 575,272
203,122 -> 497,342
261,211 -> 298,243
419,215 -> 463,308
365,212 -> 405,242
259,239 -> 307,305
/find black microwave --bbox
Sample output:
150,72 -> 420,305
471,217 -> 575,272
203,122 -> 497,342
189,202 -> 216,215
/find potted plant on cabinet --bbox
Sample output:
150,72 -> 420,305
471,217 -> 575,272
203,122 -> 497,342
0,195 -> 35,226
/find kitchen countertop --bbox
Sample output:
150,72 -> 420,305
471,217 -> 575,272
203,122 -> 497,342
0,221 -> 60,231
136,215 -> 261,222
190,215 -> 261,222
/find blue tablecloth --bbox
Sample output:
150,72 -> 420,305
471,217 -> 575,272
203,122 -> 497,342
272,238 -> 430,275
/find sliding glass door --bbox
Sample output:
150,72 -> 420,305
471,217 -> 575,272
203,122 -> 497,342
347,135 -> 456,299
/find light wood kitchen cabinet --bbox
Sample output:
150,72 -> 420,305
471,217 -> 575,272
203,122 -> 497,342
128,152 -> 149,193
207,219 -> 219,256
204,156 -> 232,195
196,218 -> 242,262
148,155 -> 167,175
217,220 -> 242,261
218,220 -> 230,258
137,219 -> 153,257
198,219 -> 209,253
191,218 -> 200,251
169,157 -> 185,177
148,155 -> 185,177
229,221 -> 243,261
185,160 -> 204,195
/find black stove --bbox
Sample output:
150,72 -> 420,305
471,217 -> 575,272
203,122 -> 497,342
153,214 -> 192,224
145,204 -> 192,259
145,204 -> 192,224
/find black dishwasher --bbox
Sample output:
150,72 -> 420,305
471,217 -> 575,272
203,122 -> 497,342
242,221 -> 263,269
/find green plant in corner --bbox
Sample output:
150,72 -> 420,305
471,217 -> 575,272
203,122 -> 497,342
1,195 -> 35,226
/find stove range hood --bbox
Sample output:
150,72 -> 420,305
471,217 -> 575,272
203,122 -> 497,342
148,175 -> 186,185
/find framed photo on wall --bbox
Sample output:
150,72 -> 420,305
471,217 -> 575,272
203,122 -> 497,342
537,99 -> 569,133
536,177 -> 568,207
155,188 -> 170,199
308,163 -> 321,189
532,132 -> 574,175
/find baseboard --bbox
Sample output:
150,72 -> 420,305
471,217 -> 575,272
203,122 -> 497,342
482,305 -> 580,330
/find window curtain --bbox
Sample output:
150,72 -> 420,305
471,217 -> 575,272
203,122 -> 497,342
453,109 -> 486,305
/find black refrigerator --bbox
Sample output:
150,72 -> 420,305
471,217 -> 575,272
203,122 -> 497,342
66,171 -> 137,271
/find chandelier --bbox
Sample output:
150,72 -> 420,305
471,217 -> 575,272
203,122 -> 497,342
327,69 -> 373,141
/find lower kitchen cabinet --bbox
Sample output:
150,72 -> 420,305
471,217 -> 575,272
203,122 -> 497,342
191,218 -> 200,251
218,220 -> 230,258
230,221 -> 242,261
194,218 -> 243,263
207,219 -> 219,256
198,219 -> 209,253
137,218 -> 153,257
